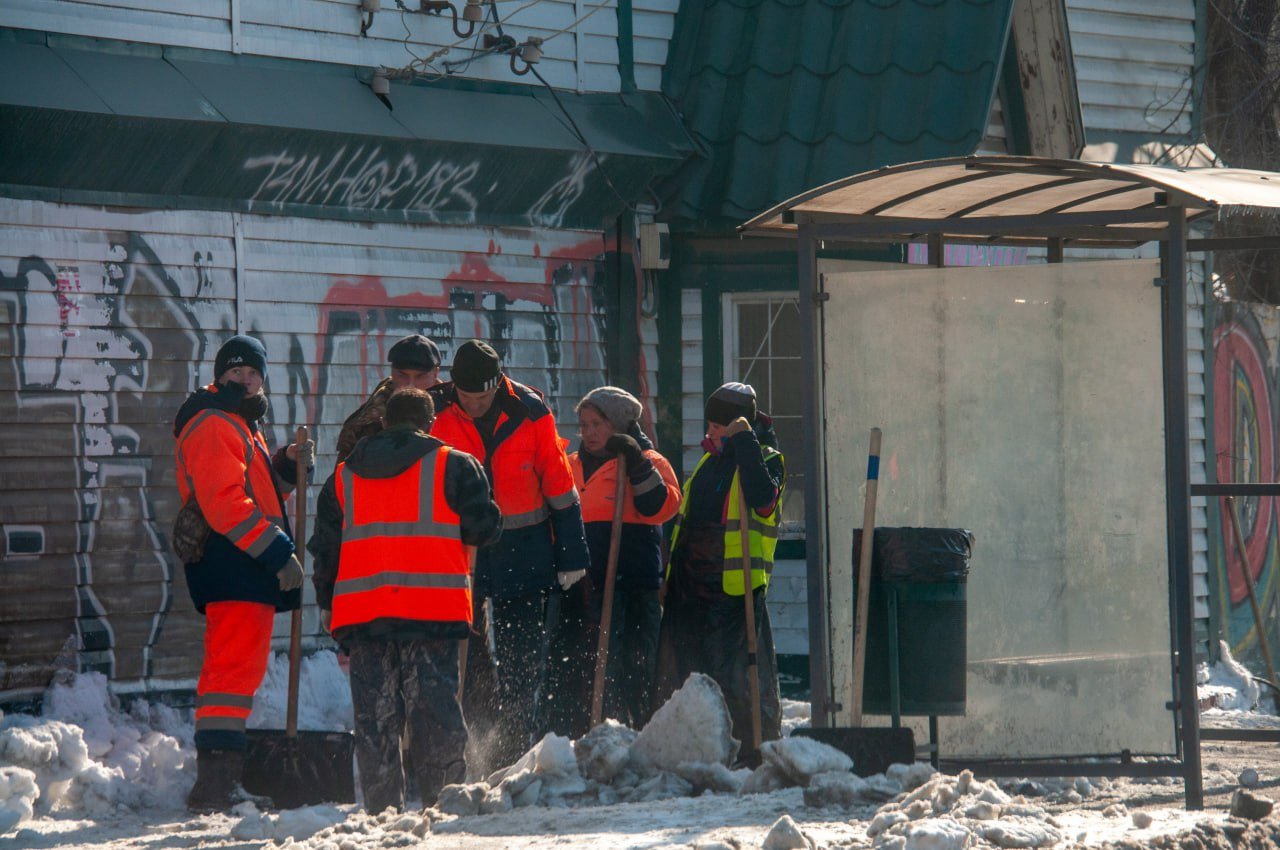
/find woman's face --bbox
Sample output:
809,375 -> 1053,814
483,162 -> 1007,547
578,405 -> 616,455
219,365 -> 264,396
706,421 -> 728,442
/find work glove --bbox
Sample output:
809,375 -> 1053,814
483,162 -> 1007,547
557,569 -> 586,591
278,554 -> 305,591
724,417 -> 752,438
320,609 -> 332,633
287,439 -> 316,469
605,433 -> 644,470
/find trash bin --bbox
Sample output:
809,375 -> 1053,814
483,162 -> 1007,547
851,527 -> 973,717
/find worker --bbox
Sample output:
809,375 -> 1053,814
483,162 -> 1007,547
652,382 -> 785,765
563,386 -> 680,733
310,387 -> 501,811
430,340 -> 590,772
172,334 -> 311,812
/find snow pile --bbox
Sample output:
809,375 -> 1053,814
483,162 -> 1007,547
248,650 -> 354,732
865,769 -> 1064,850
1198,639 -> 1264,713
0,672 -> 191,831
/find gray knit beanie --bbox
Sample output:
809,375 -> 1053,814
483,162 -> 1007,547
576,386 -> 643,431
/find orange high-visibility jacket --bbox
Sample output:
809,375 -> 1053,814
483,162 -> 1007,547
431,375 -> 589,597
331,445 -> 472,632
175,390 -> 292,565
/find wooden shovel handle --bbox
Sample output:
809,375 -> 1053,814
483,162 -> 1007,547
590,466 -> 628,727
850,427 -> 882,725
287,425 -> 308,737
739,485 -> 763,753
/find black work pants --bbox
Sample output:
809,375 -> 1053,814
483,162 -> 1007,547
348,637 -> 466,812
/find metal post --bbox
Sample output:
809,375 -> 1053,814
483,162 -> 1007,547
1160,207 -> 1203,808
800,226 -> 833,727
1047,237 -> 1064,264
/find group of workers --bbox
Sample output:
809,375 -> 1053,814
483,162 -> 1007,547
173,332 -> 786,813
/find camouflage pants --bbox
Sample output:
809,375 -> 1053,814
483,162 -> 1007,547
348,637 -> 466,812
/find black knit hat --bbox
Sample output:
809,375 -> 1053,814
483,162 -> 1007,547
388,334 -> 441,371
214,335 -> 268,379
705,382 -> 757,425
451,340 -> 503,392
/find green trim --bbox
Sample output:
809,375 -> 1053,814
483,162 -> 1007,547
998,36 -> 1032,156
655,267 -> 685,477
616,0 -> 637,94
701,284 -> 724,405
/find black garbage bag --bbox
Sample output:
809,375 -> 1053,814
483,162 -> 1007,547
852,527 -> 974,582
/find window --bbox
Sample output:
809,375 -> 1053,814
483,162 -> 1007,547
724,294 -> 805,536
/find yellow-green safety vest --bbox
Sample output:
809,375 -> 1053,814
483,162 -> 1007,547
670,445 -> 784,596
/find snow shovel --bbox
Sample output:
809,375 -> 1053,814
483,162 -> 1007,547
796,428 -> 915,775
737,484 -> 764,754
1225,496 -> 1280,712
243,426 -> 356,809
590,467 -> 629,727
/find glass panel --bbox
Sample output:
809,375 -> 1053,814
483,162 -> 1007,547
821,260 -> 1175,759
770,301 -> 802,357
737,303 -> 770,358
771,355 -> 802,416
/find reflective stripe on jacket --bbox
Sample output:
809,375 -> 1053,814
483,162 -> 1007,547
572,451 -> 681,526
331,445 -> 472,631
670,445 -> 784,595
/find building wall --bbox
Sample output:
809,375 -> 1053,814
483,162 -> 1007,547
1,0 -> 679,93
1067,0 -> 1196,139
0,197 -> 609,701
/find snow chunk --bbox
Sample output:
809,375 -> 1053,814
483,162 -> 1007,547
762,813 -> 814,850
0,767 -> 38,834
898,818 -> 974,850
574,720 -> 636,783
231,802 -> 346,842
631,674 -> 738,773
435,782 -> 485,817
673,761 -> 745,795
760,735 -> 852,785
487,733 -> 586,801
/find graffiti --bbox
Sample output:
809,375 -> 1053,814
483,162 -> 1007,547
527,152 -> 596,229
1210,304 -> 1280,669
244,147 -> 480,218
1,231 -> 217,696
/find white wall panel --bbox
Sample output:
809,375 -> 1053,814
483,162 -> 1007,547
4,0 -> 680,93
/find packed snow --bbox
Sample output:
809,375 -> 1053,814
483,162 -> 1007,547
0,644 -> 1273,849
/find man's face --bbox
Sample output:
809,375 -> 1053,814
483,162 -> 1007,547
218,366 -> 264,396
391,367 -> 440,390
457,387 -> 499,419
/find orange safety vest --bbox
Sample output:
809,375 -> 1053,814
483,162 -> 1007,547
331,446 -> 472,631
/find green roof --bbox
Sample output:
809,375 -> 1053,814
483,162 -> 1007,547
660,0 -> 1016,227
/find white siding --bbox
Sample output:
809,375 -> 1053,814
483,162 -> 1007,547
1066,0 -> 1196,137
0,197 -> 608,699
2,0 -> 679,94
977,91 -> 1010,156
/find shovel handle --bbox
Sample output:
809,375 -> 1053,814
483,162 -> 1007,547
739,484 -> 763,753
590,465 -> 628,727
850,427 -> 882,725
287,425 -> 308,738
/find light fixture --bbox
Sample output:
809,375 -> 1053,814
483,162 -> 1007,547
420,0 -> 478,37
371,69 -> 393,110
510,37 -> 543,75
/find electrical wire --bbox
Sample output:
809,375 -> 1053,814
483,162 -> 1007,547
528,63 -> 643,213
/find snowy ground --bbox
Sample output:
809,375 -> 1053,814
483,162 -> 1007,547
2,643 -> 1279,850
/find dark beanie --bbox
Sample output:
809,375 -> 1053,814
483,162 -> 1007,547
705,381 -> 757,425
451,340 -> 503,392
214,335 -> 268,379
388,334 -> 441,371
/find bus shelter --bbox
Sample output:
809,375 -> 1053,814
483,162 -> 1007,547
741,155 -> 1280,808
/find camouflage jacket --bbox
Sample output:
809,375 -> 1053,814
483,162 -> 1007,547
336,378 -> 455,462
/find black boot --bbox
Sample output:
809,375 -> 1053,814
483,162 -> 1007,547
186,748 -> 244,813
